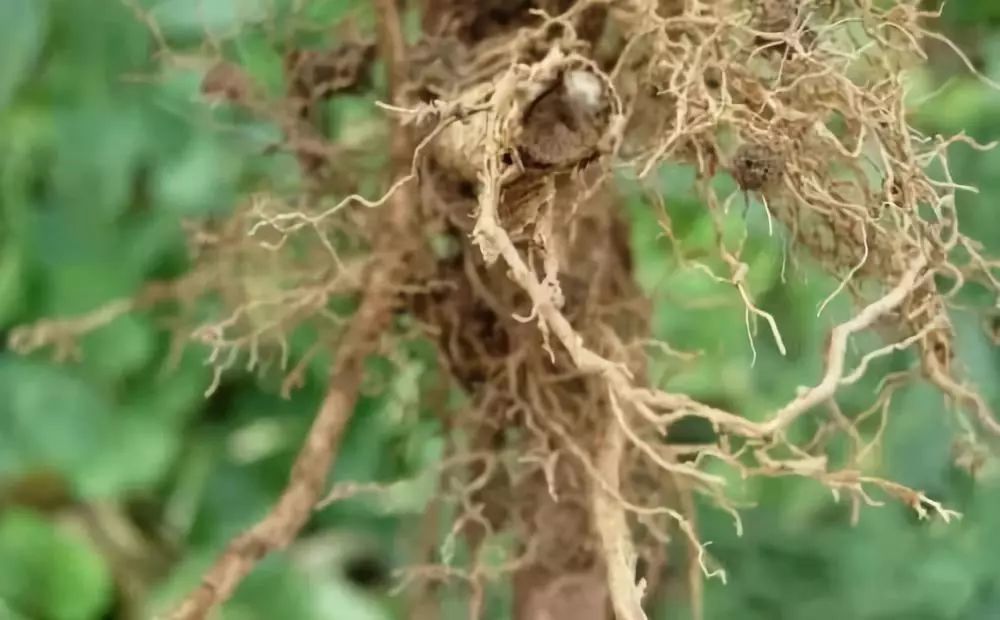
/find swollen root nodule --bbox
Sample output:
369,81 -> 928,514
518,69 -> 612,167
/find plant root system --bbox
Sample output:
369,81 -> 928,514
11,1 -> 1000,618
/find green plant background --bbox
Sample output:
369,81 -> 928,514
1,1 -> 999,619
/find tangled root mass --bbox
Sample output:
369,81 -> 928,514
11,0 -> 1000,618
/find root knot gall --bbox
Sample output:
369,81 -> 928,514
731,143 -> 785,192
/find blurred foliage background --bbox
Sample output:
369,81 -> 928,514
1,0 -> 999,619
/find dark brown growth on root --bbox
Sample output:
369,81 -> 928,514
517,70 -> 613,168
731,143 -> 785,192
200,61 -> 257,105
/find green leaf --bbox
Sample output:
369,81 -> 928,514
77,314 -> 157,381
0,358 -> 180,496
0,241 -> 25,326
0,0 -> 47,110
0,358 -> 113,479
149,0 -> 270,39
233,31 -> 286,97
78,411 -> 181,497
0,509 -> 113,620
154,135 -> 240,216
51,103 -> 149,220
